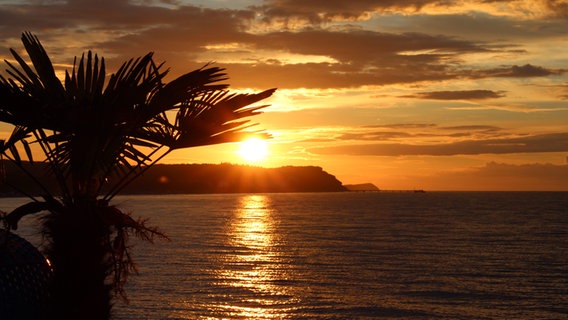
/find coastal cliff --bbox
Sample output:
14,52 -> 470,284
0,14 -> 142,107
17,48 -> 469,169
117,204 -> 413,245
0,162 -> 347,195
123,163 -> 347,194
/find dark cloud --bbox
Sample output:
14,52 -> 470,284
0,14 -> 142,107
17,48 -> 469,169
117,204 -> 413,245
0,2 -> 254,45
474,64 -> 564,78
257,0 -> 568,24
254,29 -> 487,64
100,6 -> 254,56
560,83 -> 568,99
310,132 -> 568,156
439,125 -> 502,131
256,0 -> 450,23
337,131 -> 414,141
220,61 -> 460,89
544,0 -> 568,19
330,124 -> 504,142
404,90 -> 506,100
200,30 -> 561,88
212,28 -> 494,88
373,12 -> 568,42
297,138 -> 336,143
0,2 -> 257,77
0,1 -> 564,90
0,0 -> 501,90
361,124 -> 502,132
362,123 -> 437,129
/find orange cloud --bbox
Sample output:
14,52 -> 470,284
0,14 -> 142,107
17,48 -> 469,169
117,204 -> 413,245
310,133 -> 568,156
256,0 -> 568,23
403,90 -> 506,100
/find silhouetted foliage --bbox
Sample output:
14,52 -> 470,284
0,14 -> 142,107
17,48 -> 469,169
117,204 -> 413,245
0,32 -> 275,319
0,161 -> 346,195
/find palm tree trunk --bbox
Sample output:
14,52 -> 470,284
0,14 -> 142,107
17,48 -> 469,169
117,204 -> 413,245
43,201 -> 113,320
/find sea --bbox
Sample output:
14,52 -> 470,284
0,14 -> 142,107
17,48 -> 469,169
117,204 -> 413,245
4,191 -> 568,319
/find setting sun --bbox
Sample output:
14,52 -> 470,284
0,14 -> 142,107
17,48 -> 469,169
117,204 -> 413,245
238,138 -> 269,162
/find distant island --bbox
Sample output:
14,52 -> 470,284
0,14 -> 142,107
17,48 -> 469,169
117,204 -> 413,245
0,162 -> 347,196
343,183 -> 380,192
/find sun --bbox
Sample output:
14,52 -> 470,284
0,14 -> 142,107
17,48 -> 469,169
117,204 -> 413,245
238,138 -> 269,162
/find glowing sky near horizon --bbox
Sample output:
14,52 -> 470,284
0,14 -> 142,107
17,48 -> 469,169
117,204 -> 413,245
0,0 -> 567,190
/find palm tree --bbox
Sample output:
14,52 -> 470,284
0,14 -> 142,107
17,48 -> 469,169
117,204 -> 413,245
0,32 -> 275,319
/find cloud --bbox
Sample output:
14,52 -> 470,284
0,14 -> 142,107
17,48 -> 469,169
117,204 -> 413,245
439,125 -> 502,131
372,12 -> 568,42
189,30 -> 562,88
403,90 -> 506,100
473,64 -> 564,78
336,131 -> 414,141
323,123 -> 505,142
0,1 -> 565,92
255,0 -> 442,23
220,61 -> 462,89
560,83 -> 568,99
447,103 -> 568,112
199,29 -> 495,88
310,132 -> 568,156
254,29 -> 488,64
544,0 -> 568,19
362,123 -> 437,129
287,122 -> 507,144
256,0 -> 568,24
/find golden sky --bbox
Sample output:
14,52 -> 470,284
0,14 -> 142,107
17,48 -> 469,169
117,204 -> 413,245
1,0 -> 567,190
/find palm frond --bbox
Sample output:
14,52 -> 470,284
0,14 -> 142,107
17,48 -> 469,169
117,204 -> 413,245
65,51 -> 106,101
148,65 -> 229,113
170,88 -> 276,148
1,126 -> 33,163
20,32 -> 65,96
4,201 -> 51,230
4,57 -> 39,88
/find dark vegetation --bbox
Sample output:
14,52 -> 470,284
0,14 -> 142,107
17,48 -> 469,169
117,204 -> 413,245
1,161 -> 346,195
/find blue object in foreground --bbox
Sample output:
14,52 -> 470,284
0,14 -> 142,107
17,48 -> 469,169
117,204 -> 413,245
0,229 -> 52,320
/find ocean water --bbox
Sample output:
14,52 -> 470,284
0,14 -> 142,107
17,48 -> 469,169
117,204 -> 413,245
6,192 -> 568,319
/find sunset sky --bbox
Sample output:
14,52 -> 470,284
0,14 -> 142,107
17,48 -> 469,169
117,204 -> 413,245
1,0 -> 567,190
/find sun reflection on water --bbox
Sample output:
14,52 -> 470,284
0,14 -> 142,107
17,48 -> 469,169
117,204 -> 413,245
214,194 -> 296,318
